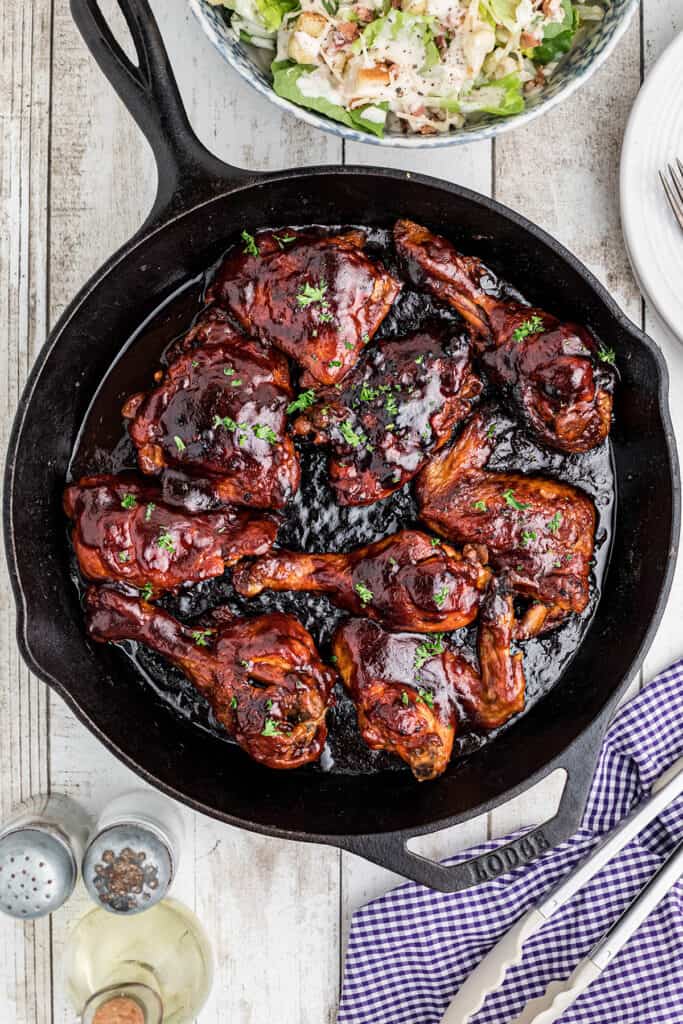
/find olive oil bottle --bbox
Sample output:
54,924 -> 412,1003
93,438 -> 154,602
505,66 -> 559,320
65,899 -> 213,1023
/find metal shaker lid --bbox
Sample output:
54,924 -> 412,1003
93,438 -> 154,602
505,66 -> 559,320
0,826 -> 77,919
82,822 -> 174,914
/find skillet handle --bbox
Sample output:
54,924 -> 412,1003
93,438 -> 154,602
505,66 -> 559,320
69,0 -> 255,228
340,706 -> 612,893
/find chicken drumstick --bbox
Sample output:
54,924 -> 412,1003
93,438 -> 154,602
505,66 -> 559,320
86,586 -> 335,770
233,529 -> 491,633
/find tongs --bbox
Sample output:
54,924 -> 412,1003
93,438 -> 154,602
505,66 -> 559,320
440,756 -> 683,1024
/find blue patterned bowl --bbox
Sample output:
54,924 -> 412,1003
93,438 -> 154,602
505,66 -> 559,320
189,0 -> 638,148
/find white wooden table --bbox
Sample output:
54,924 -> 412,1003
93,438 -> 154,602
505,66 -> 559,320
2,1 -> 683,1020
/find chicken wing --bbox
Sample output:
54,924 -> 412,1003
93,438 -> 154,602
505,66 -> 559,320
123,309 -> 300,510
207,228 -> 401,385
291,324 -> 482,505
415,409 -> 596,637
332,577 -> 525,781
86,586 -> 335,769
394,219 -> 615,453
234,529 -> 491,633
64,474 -> 278,596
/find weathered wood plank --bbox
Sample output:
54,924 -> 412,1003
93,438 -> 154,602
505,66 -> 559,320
0,1 -> 54,1020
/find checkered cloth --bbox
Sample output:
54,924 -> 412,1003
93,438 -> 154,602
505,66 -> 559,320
338,661 -> 683,1024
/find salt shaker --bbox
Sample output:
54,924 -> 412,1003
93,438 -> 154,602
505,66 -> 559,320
0,793 -> 91,919
82,790 -> 184,914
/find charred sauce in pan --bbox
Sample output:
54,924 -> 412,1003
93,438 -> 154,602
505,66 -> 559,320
68,227 -> 616,776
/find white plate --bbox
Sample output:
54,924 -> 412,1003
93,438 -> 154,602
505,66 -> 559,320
620,31 -> 683,344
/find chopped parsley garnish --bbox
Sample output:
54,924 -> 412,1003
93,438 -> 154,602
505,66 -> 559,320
344,341 -> 354,351
433,585 -> 449,609
273,233 -> 296,248
401,691 -> 409,707
354,582 -> 374,606
287,389 -> 317,414
157,530 -> 175,554
339,421 -> 362,447
487,423 -> 496,439
223,366 -> 235,377
253,424 -> 278,444
597,345 -> 616,365
414,354 -> 425,365
502,488 -> 531,512
319,310 -> 335,324
297,279 -> 328,308
231,379 -> 242,388
144,502 -> 155,522
328,359 -> 342,368
262,717 -> 281,737
521,529 -> 537,546
192,360 -> 199,368
547,511 -> 563,534
118,551 -> 129,563
140,582 -> 153,601
213,415 -> 238,431
385,394 -> 399,417
473,500 -> 488,512
430,537 -> 441,547
241,230 -> 259,257
173,435 -> 186,452
512,315 -> 544,343
418,688 -> 435,709
230,696 -> 238,710
191,629 -> 214,647
120,493 -> 137,510
361,332 -> 370,344
388,556 -> 398,567
414,634 -> 445,673
359,385 -> 379,402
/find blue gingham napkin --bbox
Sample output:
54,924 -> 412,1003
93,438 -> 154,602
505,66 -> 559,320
338,661 -> 683,1023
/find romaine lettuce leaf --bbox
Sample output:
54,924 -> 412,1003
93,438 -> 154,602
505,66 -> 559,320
532,0 -> 579,64
479,0 -> 522,32
352,10 -> 440,74
255,0 -> 299,32
271,61 -> 388,137
455,73 -> 525,116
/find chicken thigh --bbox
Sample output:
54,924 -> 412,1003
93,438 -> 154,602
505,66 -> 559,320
415,409 -> 596,637
291,324 -> 482,505
86,586 -> 335,770
208,228 -> 401,385
123,309 -> 300,511
234,529 -> 491,633
64,474 -> 278,596
332,577 -> 525,781
394,219 -> 614,453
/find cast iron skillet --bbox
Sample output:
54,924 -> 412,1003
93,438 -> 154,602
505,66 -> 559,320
4,0 -> 679,892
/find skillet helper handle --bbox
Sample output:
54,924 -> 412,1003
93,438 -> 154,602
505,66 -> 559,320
69,0 -> 254,226
343,709 -> 609,893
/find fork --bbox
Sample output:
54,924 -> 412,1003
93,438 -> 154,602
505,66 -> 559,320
660,158 -> 683,230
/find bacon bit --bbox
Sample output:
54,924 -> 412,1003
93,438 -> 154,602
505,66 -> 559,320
542,0 -> 563,17
333,22 -> 360,44
419,124 -> 437,135
521,30 -> 543,47
356,6 -> 374,22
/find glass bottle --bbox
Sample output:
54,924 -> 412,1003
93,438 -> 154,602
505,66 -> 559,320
65,898 -> 213,1024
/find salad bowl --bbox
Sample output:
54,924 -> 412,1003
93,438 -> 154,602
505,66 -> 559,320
190,0 -> 638,147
